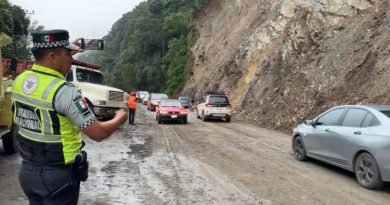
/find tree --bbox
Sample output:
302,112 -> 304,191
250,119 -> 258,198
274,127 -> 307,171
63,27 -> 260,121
89,0 -> 208,93
0,0 -> 31,59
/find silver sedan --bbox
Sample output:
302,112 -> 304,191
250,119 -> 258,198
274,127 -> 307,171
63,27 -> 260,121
292,105 -> 390,189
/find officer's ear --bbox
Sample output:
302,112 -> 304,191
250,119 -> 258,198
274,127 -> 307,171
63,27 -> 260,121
46,48 -> 59,61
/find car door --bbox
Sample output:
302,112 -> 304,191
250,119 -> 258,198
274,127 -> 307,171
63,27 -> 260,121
334,109 -> 374,168
305,108 -> 346,159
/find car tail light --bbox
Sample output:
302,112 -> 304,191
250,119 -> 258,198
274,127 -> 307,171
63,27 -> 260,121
205,100 -> 213,107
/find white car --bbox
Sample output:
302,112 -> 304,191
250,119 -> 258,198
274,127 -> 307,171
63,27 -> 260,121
196,94 -> 232,122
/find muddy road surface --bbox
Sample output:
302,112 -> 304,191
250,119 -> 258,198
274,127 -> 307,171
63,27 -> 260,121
1,105 -> 390,204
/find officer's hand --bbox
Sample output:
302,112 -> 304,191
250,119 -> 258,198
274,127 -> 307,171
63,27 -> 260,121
115,109 -> 128,125
70,38 -> 85,55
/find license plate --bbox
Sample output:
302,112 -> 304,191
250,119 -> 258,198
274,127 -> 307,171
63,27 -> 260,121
217,108 -> 222,110
171,115 -> 177,118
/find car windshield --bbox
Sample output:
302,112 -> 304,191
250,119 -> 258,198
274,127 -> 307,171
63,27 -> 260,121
76,68 -> 104,84
152,94 -> 168,100
209,96 -> 229,104
160,101 -> 182,107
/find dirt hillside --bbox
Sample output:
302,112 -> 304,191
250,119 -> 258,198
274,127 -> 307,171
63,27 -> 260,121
181,0 -> 390,131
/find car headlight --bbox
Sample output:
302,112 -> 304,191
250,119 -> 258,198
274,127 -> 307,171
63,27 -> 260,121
93,100 -> 106,106
160,111 -> 168,114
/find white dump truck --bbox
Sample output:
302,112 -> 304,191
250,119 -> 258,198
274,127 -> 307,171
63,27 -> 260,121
0,33 -> 18,154
66,60 -> 128,120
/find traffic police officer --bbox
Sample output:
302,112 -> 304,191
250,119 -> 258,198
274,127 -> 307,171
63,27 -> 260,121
11,29 -> 128,205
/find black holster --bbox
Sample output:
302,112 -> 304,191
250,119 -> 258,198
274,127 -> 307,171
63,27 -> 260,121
74,151 -> 89,182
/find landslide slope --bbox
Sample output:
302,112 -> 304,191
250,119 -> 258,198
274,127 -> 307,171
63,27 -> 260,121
182,0 -> 390,131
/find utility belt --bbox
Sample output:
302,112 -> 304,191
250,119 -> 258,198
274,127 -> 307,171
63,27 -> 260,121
22,150 -> 89,182
18,136 -> 89,181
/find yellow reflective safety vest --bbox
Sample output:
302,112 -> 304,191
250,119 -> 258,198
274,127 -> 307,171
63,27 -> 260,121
11,64 -> 82,165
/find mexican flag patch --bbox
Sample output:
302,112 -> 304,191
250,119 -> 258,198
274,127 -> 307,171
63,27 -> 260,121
75,97 -> 88,111
73,96 -> 92,117
42,35 -> 55,42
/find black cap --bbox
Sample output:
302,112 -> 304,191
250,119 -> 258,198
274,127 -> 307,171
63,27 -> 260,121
31,29 -> 79,50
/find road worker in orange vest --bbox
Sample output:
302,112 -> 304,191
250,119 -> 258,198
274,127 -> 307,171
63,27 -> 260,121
128,91 -> 137,124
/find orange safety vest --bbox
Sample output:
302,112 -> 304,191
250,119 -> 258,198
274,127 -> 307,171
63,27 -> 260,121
128,95 -> 137,109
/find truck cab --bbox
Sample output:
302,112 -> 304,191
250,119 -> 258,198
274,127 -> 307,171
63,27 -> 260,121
66,64 -> 128,120
0,33 -> 18,154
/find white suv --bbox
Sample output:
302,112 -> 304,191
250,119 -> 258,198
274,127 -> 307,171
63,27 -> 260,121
196,95 -> 232,122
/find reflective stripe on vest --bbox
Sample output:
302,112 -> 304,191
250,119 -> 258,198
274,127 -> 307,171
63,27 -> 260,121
11,65 -> 82,164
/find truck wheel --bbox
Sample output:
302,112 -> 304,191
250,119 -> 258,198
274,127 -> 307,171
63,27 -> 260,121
2,123 -> 19,154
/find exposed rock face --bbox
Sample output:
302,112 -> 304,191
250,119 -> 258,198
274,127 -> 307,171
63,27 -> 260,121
181,0 -> 389,131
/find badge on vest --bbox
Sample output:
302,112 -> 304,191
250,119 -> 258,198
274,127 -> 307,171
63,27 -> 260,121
73,96 -> 92,117
22,75 -> 39,95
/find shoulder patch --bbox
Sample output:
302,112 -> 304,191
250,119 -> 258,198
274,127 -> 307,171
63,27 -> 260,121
22,75 -> 39,95
73,96 -> 92,117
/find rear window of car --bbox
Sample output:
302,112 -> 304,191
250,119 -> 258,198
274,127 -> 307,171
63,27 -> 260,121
179,97 -> 190,102
208,96 -> 229,104
152,94 -> 168,100
160,101 -> 182,107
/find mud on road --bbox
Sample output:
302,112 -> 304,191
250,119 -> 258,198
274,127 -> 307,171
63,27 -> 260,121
1,105 -> 390,204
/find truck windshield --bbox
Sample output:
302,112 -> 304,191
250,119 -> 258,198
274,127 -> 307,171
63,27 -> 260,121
76,68 -> 104,85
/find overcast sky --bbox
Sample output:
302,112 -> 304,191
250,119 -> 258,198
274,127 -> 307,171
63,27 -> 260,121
9,0 -> 145,39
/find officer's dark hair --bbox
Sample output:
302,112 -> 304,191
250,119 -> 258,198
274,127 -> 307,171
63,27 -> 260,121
31,47 -> 62,61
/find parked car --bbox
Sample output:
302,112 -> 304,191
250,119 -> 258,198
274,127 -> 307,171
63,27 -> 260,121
148,93 -> 168,111
178,96 -> 191,108
292,105 -> 390,189
196,94 -> 232,122
156,99 -> 187,124
137,91 -> 149,103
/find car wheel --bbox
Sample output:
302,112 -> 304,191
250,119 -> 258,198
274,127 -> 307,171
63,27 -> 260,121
182,118 -> 188,124
158,118 -> 162,124
354,152 -> 383,189
2,123 -> 19,154
293,136 -> 307,161
202,112 -> 207,122
226,116 -> 231,123
197,110 -> 201,119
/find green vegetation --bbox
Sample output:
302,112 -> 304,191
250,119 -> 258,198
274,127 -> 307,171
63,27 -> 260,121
0,0 -> 31,59
87,0 -> 208,94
